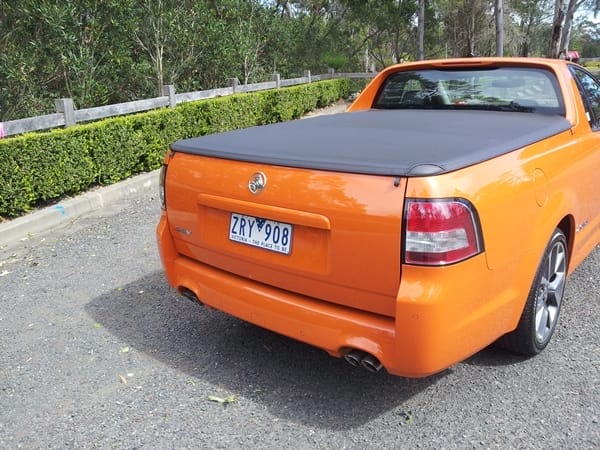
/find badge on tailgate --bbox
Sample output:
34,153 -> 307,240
229,213 -> 293,255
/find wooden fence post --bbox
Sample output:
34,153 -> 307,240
162,85 -> 176,108
271,73 -> 281,89
55,98 -> 76,127
228,78 -> 239,93
304,70 -> 312,83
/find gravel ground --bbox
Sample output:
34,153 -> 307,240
0,105 -> 598,448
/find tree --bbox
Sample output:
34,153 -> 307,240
418,0 -> 425,60
577,20 -> 600,57
208,0 -> 279,84
0,0 -> 139,119
495,0 -> 504,56
133,0 -> 219,95
512,0 -> 552,56
3,0 -> 599,122
438,0 -> 491,57
547,0 -> 599,57
339,0 -> 419,67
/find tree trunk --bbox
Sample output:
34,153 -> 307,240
418,0 -> 425,60
559,0 -> 580,55
548,0 -> 565,58
465,2 -> 477,56
495,0 -> 504,56
275,0 -> 293,18
519,14 -> 533,57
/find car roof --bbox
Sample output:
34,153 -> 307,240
381,57 -> 569,72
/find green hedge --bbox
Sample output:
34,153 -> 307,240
0,79 -> 349,219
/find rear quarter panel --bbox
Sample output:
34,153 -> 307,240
402,75 -> 599,338
353,58 -> 599,279
368,59 -> 600,372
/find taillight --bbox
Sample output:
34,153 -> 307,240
403,198 -> 483,266
159,164 -> 167,210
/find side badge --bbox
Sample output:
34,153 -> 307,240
175,227 -> 192,236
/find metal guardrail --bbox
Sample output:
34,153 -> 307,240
0,69 -> 377,138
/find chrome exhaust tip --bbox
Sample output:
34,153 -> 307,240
179,287 -> 203,305
344,349 -> 382,372
344,349 -> 366,367
360,353 -> 383,372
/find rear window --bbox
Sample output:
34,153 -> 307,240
373,67 -> 565,115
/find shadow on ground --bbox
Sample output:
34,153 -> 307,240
86,270 -> 523,429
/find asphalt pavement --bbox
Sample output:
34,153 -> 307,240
0,104 -> 598,448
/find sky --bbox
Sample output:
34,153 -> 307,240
577,6 -> 600,23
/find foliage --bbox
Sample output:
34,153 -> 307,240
1,1 -> 597,218
574,19 -> 600,57
1,1 -> 598,122
0,0 -> 140,118
0,79 -> 349,219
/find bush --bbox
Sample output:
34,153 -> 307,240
582,60 -> 600,76
0,79 -> 349,219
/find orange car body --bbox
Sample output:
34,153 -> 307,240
156,58 -> 600,377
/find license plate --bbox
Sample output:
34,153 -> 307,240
229,213 -> 293,255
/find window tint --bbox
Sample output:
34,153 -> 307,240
373,67 -> 565,115
571,67 -> 600,130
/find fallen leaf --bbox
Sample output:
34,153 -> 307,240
119,374 -> 128,384
208,395 -> 236,404
398,410 -> 413,424
92,322 -> 103,329
120,346 -> 130,353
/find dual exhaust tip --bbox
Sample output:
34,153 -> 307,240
344,349 -> 383,373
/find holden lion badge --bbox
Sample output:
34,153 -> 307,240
248,172 -> 267,194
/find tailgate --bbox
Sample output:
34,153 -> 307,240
164,153 -> 406,317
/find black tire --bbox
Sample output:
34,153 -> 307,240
498,228 -> 568,355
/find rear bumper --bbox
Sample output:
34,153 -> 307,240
157,215 -> 516,377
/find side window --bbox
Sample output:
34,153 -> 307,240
571,66 -> 600,130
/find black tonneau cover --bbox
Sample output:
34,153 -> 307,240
171,109 -> 571,176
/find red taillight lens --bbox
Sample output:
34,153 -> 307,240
403,199 -> 483,266
159,164 -> 167,210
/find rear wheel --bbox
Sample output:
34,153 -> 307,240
499,228 -> 568,355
